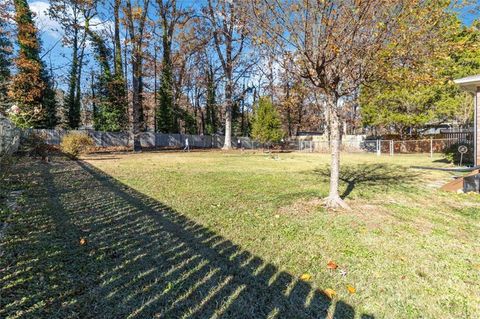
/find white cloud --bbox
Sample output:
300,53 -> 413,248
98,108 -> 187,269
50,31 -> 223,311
28,0 -> 113,40
29,1 -> 62,39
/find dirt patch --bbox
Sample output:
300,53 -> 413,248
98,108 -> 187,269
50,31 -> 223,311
276,197 -> 396,229
276,198 -> 325,218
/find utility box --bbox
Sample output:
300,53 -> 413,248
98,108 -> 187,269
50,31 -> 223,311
463,174 -> 480,193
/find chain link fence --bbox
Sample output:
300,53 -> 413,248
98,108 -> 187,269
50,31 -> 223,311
297,139 -> 365,153
296,137 -> 472,156
363,138 -> 472,157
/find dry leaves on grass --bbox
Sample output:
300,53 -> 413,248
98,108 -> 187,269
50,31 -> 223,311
347,285 -> 356,294
323,288 -> 336,299
299,273 -> 312,281
79,238 -> 87,245
327,260 -> 338,270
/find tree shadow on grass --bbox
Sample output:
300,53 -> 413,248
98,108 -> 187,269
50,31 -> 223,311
314,164 -> 419,199
1,159 -> 374,319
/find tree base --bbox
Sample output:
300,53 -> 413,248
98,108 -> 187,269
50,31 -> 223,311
324,195 -> 351,210
222,146 -> 232,151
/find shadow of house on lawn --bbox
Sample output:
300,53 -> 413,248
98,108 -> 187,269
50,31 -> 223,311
1,159 -> 374,319
314,164 -> 418,199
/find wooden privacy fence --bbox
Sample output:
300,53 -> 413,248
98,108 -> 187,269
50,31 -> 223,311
440,128 -> 473,142
22,129 -> 262,149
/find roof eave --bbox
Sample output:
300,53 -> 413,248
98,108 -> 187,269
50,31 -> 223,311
454,76 -> 480,92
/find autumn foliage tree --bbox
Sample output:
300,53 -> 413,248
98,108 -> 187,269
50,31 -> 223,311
361,15 -> 480,135
248,0 -> 457,209
9,0 -> 55,128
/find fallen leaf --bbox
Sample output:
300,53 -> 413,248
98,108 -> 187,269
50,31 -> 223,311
327,261 -> 338,270
300,273 -> 312,281
79,238 -> 87,245
347,285 -> 356,294
324,288 -> 336,299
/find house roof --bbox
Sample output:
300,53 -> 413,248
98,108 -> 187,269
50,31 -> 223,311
454,75 -> 480,92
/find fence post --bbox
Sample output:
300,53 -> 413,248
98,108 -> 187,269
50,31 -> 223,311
390,140 -> 393,156
376,139 -> 381,156
430,137 -> 433,158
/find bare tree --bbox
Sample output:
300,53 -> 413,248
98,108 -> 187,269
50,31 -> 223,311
206,0 -> 247,150
123,0 -> 151,151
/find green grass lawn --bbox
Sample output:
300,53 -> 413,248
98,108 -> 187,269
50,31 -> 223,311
1,151 -> 479,318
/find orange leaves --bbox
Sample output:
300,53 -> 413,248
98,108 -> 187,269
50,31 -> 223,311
327,260 -> 338,270
132,6 -> 143,19
346,285 -> 356,294
79,238 -> 87,246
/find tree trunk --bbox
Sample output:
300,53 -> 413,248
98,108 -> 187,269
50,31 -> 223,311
113,0 -> 123,77
324,95 -> 350,210
67,27 -> 79,128
223,76 -> 233,150
131,45 -> 142,152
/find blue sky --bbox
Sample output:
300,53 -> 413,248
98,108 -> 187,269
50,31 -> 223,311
26,0 -> 480,91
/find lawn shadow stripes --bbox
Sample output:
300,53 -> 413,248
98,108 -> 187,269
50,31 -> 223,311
1,158 -> 375,319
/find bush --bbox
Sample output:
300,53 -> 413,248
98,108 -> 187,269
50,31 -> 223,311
443,142 -> 474,166
60,132 -> 94,159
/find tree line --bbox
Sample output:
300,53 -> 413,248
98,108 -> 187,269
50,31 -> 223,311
1,0 -> 479,207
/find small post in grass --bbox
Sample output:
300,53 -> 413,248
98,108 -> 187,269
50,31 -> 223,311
430,137 -> 433,158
